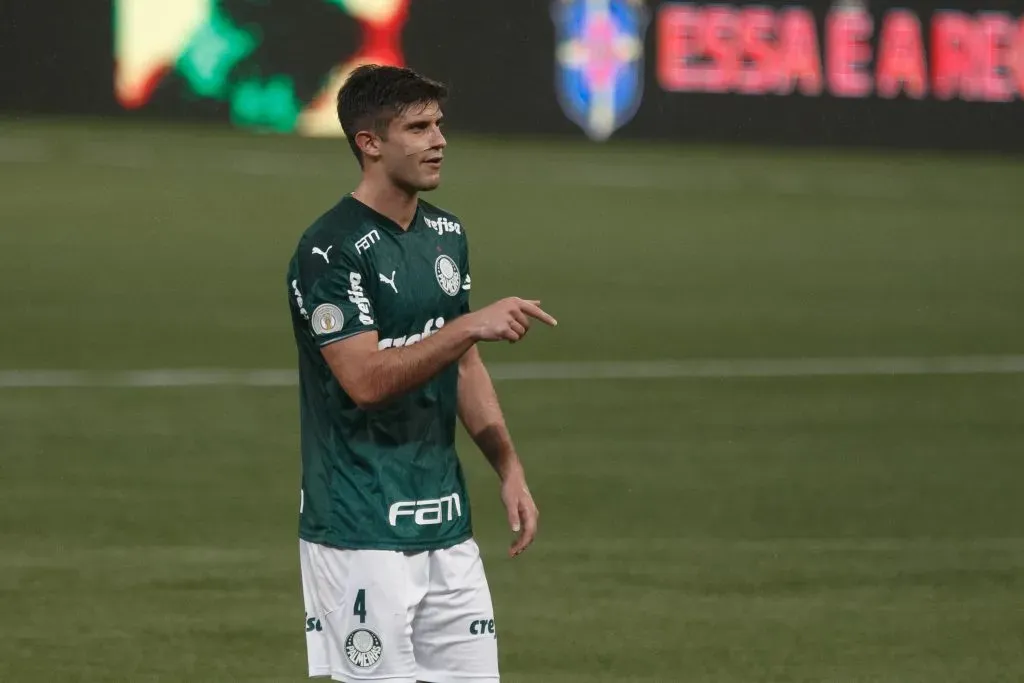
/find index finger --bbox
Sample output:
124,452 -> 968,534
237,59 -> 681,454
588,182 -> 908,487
519,301 -> 558,327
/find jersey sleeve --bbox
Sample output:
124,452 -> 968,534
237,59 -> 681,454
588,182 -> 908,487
302,245 -> 379,347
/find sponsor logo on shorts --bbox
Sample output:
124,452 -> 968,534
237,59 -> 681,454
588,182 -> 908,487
305,613 -> 323,632
469,618 -> 496,636
345,628 -> 383,669
388,493 -> 462,526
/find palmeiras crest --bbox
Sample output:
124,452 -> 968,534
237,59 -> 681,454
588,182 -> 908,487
552,0 -> 650,142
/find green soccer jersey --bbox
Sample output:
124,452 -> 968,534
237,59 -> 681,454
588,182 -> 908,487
286,194 -> 474,551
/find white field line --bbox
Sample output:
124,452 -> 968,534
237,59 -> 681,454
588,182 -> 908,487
2,356 -> 1024,388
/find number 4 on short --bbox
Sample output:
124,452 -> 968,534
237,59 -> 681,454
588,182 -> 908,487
353,589 -> 367,624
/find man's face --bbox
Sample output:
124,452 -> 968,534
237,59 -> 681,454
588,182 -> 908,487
378,101 -> 446,192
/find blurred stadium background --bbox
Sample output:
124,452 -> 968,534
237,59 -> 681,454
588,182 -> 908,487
2,1 -> 1024,681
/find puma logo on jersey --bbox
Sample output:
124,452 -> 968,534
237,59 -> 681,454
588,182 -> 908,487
347,272 -> 375,326
378,317 -> 445,350
311,246 -> 332,263
379,270 -> 398,294
425,216 -> 461,235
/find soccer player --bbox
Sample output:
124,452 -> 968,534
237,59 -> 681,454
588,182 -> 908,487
285,64 -> 557,683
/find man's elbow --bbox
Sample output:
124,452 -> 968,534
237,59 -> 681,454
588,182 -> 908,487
348,382 -> 386,411
331,368 -> 382,410
321,336 -> 388,409
346,374 -> 401,411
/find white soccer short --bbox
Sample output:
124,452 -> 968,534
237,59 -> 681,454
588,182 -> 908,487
300,537 -> 499,683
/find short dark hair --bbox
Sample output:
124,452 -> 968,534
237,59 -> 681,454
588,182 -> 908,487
337,64 -> 449,166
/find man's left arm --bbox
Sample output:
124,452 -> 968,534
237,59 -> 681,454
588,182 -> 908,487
458,345 -> 538,558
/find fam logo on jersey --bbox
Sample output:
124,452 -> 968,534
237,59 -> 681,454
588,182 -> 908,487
552,0 -> 650,142
345,628 -> 383,669
389,492 -> 462,526
355,229 -> 380,254
435,255 -> 461,297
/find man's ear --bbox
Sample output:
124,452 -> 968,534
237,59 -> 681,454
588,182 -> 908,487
355,130 -> 381,162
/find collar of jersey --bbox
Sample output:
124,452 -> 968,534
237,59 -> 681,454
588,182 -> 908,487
345,194 -> 423,235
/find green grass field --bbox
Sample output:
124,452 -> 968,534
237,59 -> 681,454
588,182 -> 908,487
2,117 -> 1024,682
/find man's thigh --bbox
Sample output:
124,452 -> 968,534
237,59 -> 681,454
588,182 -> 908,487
412,538 -> 500,682
300,540 -> 426,683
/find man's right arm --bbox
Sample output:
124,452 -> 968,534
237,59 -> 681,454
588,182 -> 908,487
322,317 -> 476,410
322,297 -> 556,410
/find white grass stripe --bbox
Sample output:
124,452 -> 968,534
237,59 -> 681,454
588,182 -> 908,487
0,369 -> 297,388
489,356 -> 1024,380
2,356 -> 1024,388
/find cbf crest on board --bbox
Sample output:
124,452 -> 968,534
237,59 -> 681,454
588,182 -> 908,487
552,0 -> 650,142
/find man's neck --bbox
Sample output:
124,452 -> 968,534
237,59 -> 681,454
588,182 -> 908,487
351,180 -> 418,231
